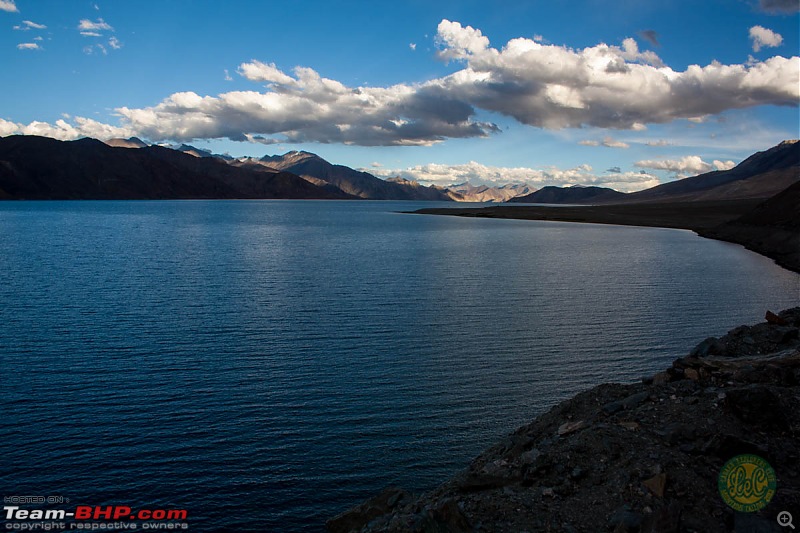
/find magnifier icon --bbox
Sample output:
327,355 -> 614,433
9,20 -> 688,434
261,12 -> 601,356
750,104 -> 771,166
778,511 -> 795,529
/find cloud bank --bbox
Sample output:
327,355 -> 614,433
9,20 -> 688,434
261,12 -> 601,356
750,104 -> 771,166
2,19 -> 798,146
635,155 -> 736,177
370,161 -> 661,192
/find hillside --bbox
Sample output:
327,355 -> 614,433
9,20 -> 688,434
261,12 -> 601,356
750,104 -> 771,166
0,135 -> 351,200
261,151 -> 455,201
445,182 -> 535,203
510,185 -> 625,204
700,181 -> 800,272
621,140 -> 799,203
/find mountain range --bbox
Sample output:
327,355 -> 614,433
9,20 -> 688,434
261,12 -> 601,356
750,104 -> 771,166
0,136 -> 351,200
510,185 -> 625,204
0,135 -> 796,204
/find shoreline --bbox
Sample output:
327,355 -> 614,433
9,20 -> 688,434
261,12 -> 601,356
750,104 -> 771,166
328,308 -> 800,532
408,199 -> 800,274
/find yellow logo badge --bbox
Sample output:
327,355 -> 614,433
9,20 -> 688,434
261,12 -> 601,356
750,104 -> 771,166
718,454 -> 777,512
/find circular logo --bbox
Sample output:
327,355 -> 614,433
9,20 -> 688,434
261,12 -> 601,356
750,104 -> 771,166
718,454 -> 777,512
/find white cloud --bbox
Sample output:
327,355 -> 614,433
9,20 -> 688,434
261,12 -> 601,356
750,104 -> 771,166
0,0 -> 18,12
83,44 -> 108,55
13,20 -> 47,30
370,160 -> 659,192
80,31 -> 102,37
17,42 -> 41,50
431,19 -> 798,130
7,19 -> 799,148
108,36 -> 122,49
78,18 -> 113,34
645,139 -> 672,146
0,118 -> 19,136
113,61 -> 497,146
635,155 -> 736,177
409,43 -> 416,51
713,159 -> 736,171
224,69 -> 232,81
579,136 -> 630,148
749,26 -> 783,52
435,19 -> 490,61
0,117 -> 130,140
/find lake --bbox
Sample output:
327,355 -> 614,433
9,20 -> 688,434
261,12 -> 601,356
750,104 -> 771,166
1,200 -> 797,531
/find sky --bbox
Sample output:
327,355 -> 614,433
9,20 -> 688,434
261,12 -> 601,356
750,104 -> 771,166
1,0 -> 798,192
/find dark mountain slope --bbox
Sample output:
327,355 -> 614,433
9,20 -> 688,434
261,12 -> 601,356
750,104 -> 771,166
261,151 -> 454,201
700,181 -> 800,272
623,140 -> 799,203
0,135 -> 351,200
509,185 -> 625,204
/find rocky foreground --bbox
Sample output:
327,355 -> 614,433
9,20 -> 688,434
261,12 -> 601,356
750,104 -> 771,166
329,308 -> 800,533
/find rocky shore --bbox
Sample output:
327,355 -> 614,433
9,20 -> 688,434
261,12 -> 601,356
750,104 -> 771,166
328,308 -> 800,532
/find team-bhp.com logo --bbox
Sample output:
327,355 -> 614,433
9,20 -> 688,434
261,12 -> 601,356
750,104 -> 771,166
5,505 -> 188,527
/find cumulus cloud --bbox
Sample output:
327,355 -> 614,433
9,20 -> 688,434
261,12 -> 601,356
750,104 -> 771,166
430,19 -> 797,130
13,20 -> 46,30
635,155 -> 736,177
113,61 -> 498,146
108,36 -> 122,49
7,19 -> 799,147
370,161 -> 660,192
0,0 -> 18,12
758,0 -> 800,13
17,42 -> 41,50
435,19 -> 491,61
749,25 -> 783,52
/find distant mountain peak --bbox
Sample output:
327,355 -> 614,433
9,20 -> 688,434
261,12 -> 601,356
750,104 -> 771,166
104,137 -> 148,149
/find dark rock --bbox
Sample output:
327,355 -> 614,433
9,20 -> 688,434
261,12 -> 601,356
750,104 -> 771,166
690,337 -> 721,357
604,391 -> 650,415
420,498 -> 471,533
640,502 -> 681,533
766,310 -> 788,325
609,504 -> 643,531
327,486 -> 410,533
642,474 -> 666,498
734,511 -> 784,532
701,434 -> 768,458
725,385 -> 789,430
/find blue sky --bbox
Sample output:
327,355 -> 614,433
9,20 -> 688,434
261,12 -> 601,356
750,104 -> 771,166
1,0 -> 798,191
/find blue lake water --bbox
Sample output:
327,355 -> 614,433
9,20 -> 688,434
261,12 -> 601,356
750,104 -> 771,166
1,200 -> 798,531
